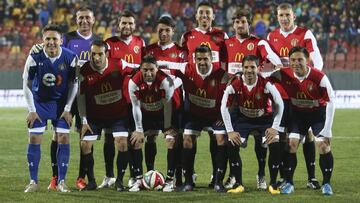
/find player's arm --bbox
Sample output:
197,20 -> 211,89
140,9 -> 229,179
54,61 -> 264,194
157,61 -> 187,73
77,72 -> 93,138
220,84 -> 241,146
258,40 -> 283,69
305,30 -> 323,70
319,75 -> 335,137
23,55 -> 42,127
128,79 -> 145,145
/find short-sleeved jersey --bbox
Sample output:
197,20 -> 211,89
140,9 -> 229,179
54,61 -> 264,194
130,70 -> 170,117
272,67 -> 329,112
226,74 -> 273,118
181,28 -> 227,68
175,64 -> 228,120
79,58 -> 128,120
23,48 -> 77,102
62,31 -> 101,66
224,35 -> 275,74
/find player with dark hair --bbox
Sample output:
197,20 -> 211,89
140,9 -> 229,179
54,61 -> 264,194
23,24 -> 78,193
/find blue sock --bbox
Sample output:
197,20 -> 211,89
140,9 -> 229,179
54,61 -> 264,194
57,144 -> 70,183
27,144 -> 41,183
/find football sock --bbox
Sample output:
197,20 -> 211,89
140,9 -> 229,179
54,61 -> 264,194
57,144 -> 70,182
303,141 -> 316,180
286,152 -> 297,184
215,145 -> 226,184
182,148 -> 194,184
209,133 -> 217,180
50,140 -> 58,177
320,151 -> 333,185
116,150 -> 129,182
145,141 -> 157,171
227,144 -> 242,185
268,142 -> 280,185
279,140 -> 288,179
132,149 -> 143,179
129,147 -> 135,178
104,133 -> 115,177
255,139 -> 267,177
78,153 -> 86,179
83,152 -> 95,182
27,144 -> 40,183
167,148 -> 175,178
174,143 -> 183,182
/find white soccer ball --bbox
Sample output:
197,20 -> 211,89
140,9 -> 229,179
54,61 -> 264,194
142,170 -> 165,190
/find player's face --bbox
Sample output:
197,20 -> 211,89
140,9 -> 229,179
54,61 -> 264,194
157,23 -> 174,45
119,16 -> 136,37
141,63 -> 158,83
243,60 -> 258,83
290,51 -> 308,77
76,10 -> 95,34
195,6 -> 215,30
90,45 -> 107,70
195,52 -> 212,75
233,16 -> 250,37
277,8 -> 296,32
43,31 -> 62,57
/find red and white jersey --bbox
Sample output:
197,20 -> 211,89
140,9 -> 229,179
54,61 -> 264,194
225,35 -> 281,74
128,69 -> 174,132
79,59 -> 128,120
175,63 -> 228,121
221,74 -> 283,132
106,35 -> 145,75
180,28 -> 228,68
267,26 -> 323,70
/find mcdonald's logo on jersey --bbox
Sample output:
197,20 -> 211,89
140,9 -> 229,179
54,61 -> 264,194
124,54 -> 134,63
279,47 -> 289,57
101,82 -> 112,93
243,100 -> 254,108
80,51 -> 90,60
196,88 -> 207,98
234,52 -> 244,62
144,95 -> 154,103
200,42 -> 211,49
296,91 -> 307,99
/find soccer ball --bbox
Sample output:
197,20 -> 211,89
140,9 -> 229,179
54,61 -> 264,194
142,170 -> 165,190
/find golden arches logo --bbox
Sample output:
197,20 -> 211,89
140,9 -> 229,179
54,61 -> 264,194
279,47 -> 289,57
234,52 -> 244,62
196,88 -> 207,98
80,51 -> 90,60
200,42 -> 211,49
144,95 -> 154,103
243,100 -> 254,108
296,92 -> 307,99
101,82 -> 112,93
124,54 -> 134,63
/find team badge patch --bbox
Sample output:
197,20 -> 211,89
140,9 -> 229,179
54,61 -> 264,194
134,46 -> 140,54
291,39 -> 298,47
210,79 -> 216,87
58,63 -> 66,71
307,83 -> 313,92
247,43 -> 254,51
170,52 -> 177,58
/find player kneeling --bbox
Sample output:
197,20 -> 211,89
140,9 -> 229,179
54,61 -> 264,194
221,55 -> 284,194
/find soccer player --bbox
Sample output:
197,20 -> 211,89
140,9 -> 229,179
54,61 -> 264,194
172,45 -> 228,192
23,24 -> 78,193
270,46 -> 334,195
144,16 -> 187,188
77,40 -> 132,192
267,3 -> 323,189
223,8 -> 283,190
105,10 -> 145,188
179,1 -> 228,186
221,55 -> 284,194
128,55 -> 178,192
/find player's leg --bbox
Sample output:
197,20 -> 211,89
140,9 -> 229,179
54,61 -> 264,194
128,134 -> 144,192
226,142 -> 244,193
213,133 -> 227,193
145,133 -> 157,171
208,129 -> 217,188
48,133 -> 58,191
174,131 -> 183,187
98,128 -> 116,189
266,132 -> 281,195
254,131 -> 267,190
317,137 -> 333,195
163,133 -> 176,192
277,100 -> 290,187
303,128 -> 320,189
56,129 -> 71,193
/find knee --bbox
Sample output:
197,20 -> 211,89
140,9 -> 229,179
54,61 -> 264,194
115,137 -> 128,152
288,139 -> 299,153
80,141 -> 92,154
29,134 -> 42,144
57,133 -> 69,144
215,134 -> 225,146
166,137 -> 175,149
183,135 -> 193,149
317,140 -> 331,154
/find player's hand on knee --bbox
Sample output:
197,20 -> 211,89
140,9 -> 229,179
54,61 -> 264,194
228,131 -> 241,146
80,124 -> 93,139
30,43 -> 44,54
26,112 -> 42,128
60,111 -> 73,126
265,128 -> 278,144
130,131 -> 144,146
164,127 -> 177,138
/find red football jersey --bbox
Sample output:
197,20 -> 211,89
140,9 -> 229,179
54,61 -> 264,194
79,59 -> 128,119
175,63 -> 228,120
276,67 -> 329,112
226,74 -> 273,118
181,28 -> 227,68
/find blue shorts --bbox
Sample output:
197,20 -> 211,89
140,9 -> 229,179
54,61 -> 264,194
83,118 -> 129,141
232,114 -> 273,145
289,107 -> 326,140
183,114 -> 226,136
29,100 -> 69,134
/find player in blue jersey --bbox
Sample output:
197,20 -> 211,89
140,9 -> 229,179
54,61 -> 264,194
23,24 -> 78,193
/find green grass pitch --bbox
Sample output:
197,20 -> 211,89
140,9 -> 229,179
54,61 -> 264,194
0,108 -> 359,202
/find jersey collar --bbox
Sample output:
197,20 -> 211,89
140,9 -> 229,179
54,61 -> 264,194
43,47 -> 62,63
90,59 -> 109,74
280,25 -> 298,37
195,27 -> 213,34
76,30 -> 93,40
196,64 -> 213,80
293,65 -> 311,82
158,42 -> 175,50
120,35 -> 133,45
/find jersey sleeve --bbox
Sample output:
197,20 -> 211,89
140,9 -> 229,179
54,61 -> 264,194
304,30 -> 323,70
221,84 -> 236,132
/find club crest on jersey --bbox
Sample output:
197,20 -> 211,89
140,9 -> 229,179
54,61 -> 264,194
307,83 -> 313,92
58,63 -> 66,71
170,52 -> 177,58
210,79 -> 216,87
247,43 -> 254,51
291,39 -> 298,47
229,43 -> 234,47
134,46 -> 140,54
